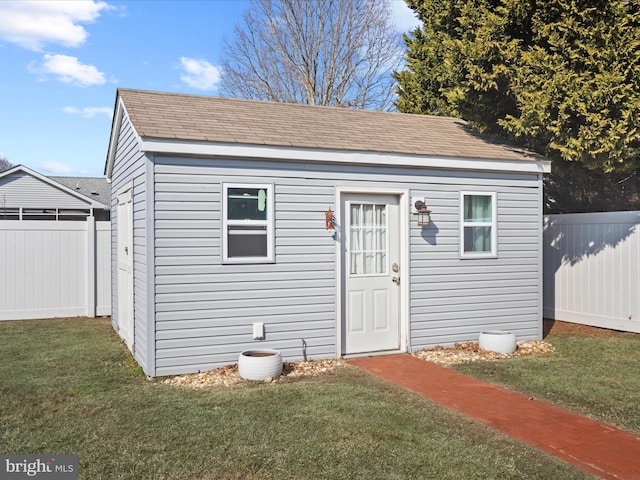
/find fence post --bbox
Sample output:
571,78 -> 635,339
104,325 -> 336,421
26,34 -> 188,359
86,217 -> 96,317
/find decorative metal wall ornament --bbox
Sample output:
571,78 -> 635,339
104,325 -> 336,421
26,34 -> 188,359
325,208 -> 336,230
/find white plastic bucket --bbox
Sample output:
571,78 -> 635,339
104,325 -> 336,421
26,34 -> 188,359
478,331 -> 516,354
238,349 -> 283,381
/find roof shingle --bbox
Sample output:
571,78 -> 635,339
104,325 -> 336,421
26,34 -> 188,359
51,176 -> 110,207
118,88 -> 545,163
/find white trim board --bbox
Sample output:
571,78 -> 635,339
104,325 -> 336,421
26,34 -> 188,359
138,138 -> 551,175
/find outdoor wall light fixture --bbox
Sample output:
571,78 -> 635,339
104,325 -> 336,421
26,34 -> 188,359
413,200 -> 432,227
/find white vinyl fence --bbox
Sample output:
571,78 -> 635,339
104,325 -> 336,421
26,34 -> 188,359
543,211 -> 640,333
0,219 -> 111,320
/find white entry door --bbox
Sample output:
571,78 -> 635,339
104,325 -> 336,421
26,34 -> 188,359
117,188 -> 134,348
342,194 -> 401,355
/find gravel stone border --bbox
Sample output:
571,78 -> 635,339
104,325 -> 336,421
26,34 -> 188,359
161,340 -> 554,388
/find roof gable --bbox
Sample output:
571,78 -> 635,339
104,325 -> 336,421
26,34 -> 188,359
0,165 -> 108,209
106,88 -> 550,177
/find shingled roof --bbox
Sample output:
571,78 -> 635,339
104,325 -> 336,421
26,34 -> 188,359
115,88 -> 548,165
51,176 -> 110,207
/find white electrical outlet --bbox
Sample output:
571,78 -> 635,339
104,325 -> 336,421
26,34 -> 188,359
252,322 -> 265,340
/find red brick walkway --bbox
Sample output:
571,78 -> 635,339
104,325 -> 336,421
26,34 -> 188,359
349,354 -> 640,480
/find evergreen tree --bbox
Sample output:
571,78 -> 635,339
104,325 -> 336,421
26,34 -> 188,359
396,0 -> 640,211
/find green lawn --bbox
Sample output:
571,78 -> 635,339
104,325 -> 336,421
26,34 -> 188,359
454,325 -> 640,436
0,318 -> 597,480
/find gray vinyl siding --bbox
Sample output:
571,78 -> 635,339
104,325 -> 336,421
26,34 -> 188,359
153,158 -> 336,375
0,172 -> 92,209
409,187 -> 542,349
109,112 -> 151,374
152,155 -> 542,376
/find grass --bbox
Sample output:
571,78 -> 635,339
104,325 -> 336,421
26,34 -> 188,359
454,329 -> 640,435
0,318 -> 596,480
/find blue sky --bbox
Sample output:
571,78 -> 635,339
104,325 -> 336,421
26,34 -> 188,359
0,0 -> 419,178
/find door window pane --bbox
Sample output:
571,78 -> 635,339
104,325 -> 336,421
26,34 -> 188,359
350,203 -> 387,275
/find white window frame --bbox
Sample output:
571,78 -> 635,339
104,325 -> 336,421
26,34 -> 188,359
222,183 -> 274,264
459,191 -> 497,259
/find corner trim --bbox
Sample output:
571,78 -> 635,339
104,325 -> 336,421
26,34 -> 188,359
145,155 -> 157,377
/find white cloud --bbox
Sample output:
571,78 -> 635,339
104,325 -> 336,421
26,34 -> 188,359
0,0 -> 112,51
63,106 -> 113,118
32,54 -> 106,86
179,57 -> 221,91
39,161 -> 76,175
389,0 -> 421,33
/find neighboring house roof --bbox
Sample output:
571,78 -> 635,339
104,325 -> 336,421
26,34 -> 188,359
0,165 -> 108,209
51,176 -> 111,208
106,88 -> 551,177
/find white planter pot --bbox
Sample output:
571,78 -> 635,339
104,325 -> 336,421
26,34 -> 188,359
238,349 -> 283,381
479,331 -> 516,354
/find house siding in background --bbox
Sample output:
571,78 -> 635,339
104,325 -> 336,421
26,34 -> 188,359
106,89 -> 550,377
1,172 -> 92,209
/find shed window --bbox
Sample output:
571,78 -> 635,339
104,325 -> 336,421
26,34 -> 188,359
460,192 -> 496,258
222,184 -> 274,263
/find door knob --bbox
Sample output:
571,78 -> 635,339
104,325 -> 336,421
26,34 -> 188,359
392,276 -> 400,285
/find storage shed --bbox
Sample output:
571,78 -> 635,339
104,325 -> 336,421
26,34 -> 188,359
105,88 -> 551,377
